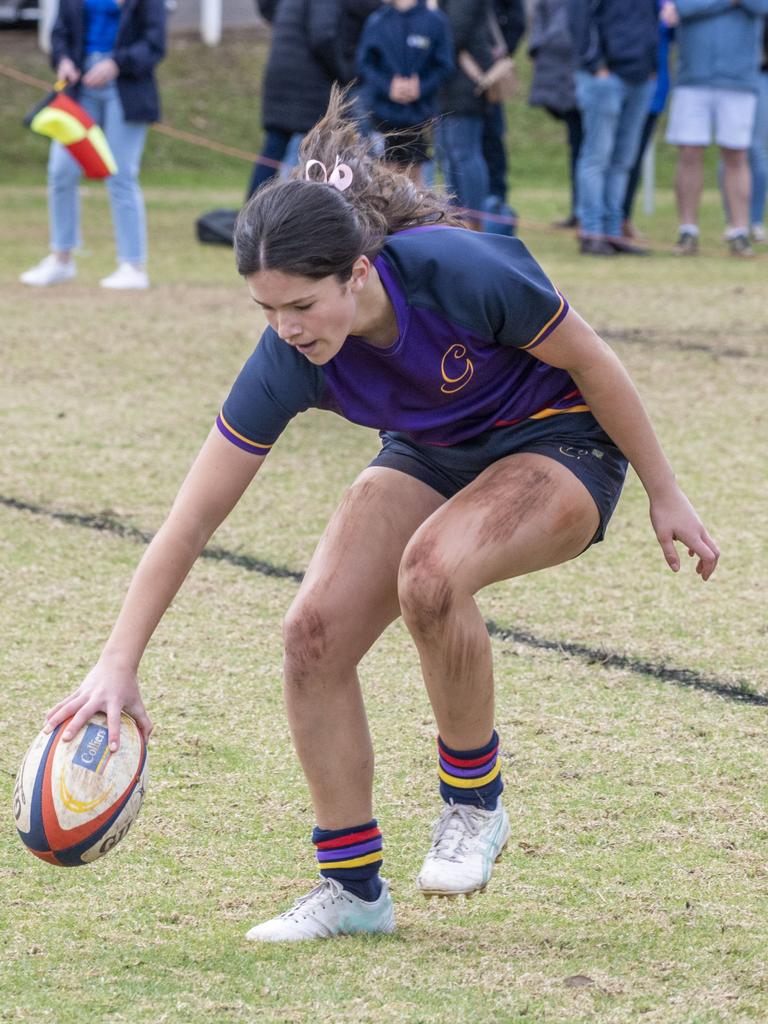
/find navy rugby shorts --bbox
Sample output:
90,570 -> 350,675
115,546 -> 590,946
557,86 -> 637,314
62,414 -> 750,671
370,412 -> 628,547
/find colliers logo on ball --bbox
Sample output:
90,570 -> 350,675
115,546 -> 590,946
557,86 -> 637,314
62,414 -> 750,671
72,723 -> 112,775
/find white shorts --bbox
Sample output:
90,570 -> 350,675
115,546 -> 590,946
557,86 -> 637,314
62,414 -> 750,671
666,86 -> 757,149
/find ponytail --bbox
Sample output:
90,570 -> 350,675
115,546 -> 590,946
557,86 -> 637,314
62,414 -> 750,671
234,86 -> 460,280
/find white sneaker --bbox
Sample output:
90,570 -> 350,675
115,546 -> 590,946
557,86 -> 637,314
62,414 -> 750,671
245,877 -> 395,942
19,254 -> 76,287
417,801 -> 510,897
751,223 -> 766,243
99,263 -> 149,290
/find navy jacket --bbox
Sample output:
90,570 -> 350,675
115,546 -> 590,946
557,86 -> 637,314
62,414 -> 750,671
356,1 -> 454,127
51,0 -> 166,122
568,0 -> 657,83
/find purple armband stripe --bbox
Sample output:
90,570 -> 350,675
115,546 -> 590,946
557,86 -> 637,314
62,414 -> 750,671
439,756 -> 497,779
316,837 -> 383,863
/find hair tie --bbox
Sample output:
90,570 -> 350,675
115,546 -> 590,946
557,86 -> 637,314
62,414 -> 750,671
305,155 -> 353,192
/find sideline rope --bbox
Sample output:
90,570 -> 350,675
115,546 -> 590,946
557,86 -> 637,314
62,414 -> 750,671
0,60 -> 525,230
5,60 -> 768,256
1,493 -> 763,707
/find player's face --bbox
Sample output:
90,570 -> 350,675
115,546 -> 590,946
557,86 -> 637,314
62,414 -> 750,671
246,262 -> 368,365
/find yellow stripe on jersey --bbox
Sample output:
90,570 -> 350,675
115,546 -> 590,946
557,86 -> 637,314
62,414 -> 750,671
218,410 -> 274,450
520,292 -> 566,350
529,403 -> 591,420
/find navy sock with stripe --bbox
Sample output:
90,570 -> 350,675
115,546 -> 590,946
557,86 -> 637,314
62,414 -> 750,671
311,819 -> 383,902
437,730 -> 504,809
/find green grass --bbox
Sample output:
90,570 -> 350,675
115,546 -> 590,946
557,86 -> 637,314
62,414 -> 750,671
1,31 -> 767,1024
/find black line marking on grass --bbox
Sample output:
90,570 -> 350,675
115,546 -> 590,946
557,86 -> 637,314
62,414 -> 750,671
3,493 -> 765,706
0,495 -> 303,582
485,622 -> 767,708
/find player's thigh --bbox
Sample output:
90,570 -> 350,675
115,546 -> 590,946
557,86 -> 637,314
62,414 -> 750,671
401,452 -> 600,597
286,467 -> 445,660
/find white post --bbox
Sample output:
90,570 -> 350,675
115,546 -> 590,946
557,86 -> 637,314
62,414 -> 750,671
38,0 -> 58,54
200,0 -> 222,46
642,135 -> 656,215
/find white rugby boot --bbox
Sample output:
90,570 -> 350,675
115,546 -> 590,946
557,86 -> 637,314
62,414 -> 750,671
417,801 -> 510,897
245,877 -> 395,942
20,254 -> 76,286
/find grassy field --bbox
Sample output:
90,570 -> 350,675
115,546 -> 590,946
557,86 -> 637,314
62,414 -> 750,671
2,26 -> 768,1024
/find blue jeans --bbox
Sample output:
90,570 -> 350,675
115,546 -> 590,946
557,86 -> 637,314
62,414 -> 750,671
48,57 -> 148,263
750,72 -> 768,225
436,115 -> 489,218
575,71 -> 654,237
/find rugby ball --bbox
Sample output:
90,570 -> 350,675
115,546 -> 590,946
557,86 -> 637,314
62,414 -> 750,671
13,712 -> 147,866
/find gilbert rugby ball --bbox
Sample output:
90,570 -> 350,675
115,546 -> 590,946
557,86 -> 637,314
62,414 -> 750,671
13,712 -> 147,866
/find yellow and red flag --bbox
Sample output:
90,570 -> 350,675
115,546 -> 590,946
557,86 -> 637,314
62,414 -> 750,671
24,84 -> 117,179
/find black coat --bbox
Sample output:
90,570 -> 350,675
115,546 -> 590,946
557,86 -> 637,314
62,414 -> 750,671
50,0 -> 165,123
261,0 -> 365,134
438,0 -> 494,118
494,0 -> 526,54
528,0 -> 576,114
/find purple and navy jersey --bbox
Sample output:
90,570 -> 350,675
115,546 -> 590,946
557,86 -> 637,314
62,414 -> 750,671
217,227 -> 587,457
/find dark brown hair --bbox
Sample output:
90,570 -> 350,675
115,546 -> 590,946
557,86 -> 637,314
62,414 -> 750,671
234,87 -> 461,281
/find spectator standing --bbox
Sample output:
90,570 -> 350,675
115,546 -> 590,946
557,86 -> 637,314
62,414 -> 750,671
717,17 -> 768,246
437,0 -> 495,229
20,0 -> 166,289
482,1 -> 525,213
662,0 -> 768,257
622,18 -> 674,240
356,0 -> 454,185
568,0 -> 657,256
247,0 -> 380,198
528,0 -> 582,228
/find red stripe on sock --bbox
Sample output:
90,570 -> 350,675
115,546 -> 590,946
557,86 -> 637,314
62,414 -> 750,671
437,741 -> 499,769
314,827 -> 381,850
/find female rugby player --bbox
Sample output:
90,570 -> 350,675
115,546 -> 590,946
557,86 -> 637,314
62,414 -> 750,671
44,90 -> 718,942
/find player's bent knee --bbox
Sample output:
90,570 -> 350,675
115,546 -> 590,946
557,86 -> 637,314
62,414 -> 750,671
282,596 -> 334,680
398,535 -> 459,636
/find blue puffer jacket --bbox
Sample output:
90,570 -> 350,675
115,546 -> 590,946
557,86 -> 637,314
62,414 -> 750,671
356,1 -> 455,126
674,0 -> 768,93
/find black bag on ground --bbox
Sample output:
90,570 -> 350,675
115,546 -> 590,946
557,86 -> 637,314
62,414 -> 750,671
196,208 -> 239,245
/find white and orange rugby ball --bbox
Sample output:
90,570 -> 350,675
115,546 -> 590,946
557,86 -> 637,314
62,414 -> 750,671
13,712 -> 147,866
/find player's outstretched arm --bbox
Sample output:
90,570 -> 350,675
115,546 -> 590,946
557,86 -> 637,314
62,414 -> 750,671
43,427 -> 264,750
532,310 -> 720,580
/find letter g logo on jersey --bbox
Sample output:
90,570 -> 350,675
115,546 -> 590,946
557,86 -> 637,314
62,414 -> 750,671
440,344 -> 474,395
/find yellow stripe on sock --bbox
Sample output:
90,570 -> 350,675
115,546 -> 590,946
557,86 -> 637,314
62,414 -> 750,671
438,760 -> 501,789
320,851 -> 383,870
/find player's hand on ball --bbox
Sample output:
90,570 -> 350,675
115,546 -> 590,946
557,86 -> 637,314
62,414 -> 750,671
649,486 -> 719,581
43,662 -> 153,753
